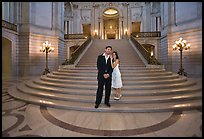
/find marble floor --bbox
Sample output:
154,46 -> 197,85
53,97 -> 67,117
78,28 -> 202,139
2,76 -> 202,137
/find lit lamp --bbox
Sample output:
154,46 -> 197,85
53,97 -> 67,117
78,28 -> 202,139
95,30 -> 98,36
40,41 -> 54,75
173,37 -> 190,76
124,29 -> 127,35
150,50 -> 154,57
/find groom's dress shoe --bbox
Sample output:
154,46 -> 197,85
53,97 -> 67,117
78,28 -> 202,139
105,103 -> 111,107
95,104 -> 99,108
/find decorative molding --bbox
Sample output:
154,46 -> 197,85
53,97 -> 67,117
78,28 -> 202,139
72,4 -> 78,9
80,9 -> 91,22
131,7 -> 143,20
2,20 -> 17,32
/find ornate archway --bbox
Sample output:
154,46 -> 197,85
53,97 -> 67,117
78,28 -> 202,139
102,8 -> 119,39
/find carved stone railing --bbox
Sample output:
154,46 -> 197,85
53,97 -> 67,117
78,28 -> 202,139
130,35 -> 160,65
64,34 -> 86,39
2,20 -> 17,32
62,36 -> 92,65
131,32 -> 161,38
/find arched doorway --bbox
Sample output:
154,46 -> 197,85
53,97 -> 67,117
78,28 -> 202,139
2,37 -> 12,80
102,8 -> 119,39
142,44 -> 155,57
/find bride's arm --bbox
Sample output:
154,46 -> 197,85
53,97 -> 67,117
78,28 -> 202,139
111,59 -> 119,69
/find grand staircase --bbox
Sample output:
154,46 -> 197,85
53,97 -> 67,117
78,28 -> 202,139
8,39 -> 202,113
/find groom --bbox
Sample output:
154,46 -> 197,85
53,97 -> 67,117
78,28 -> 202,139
95,46 -> 113,108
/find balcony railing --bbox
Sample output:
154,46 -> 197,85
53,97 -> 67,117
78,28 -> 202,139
64,34 -> 87,39
2,20 -> 17,32
131,32 -> 161,38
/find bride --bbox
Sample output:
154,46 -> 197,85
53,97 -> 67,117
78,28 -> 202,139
110,51 -> 123,100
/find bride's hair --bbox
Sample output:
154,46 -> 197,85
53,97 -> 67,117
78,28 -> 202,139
112,51 -> 120,64
112,51 -> 119,59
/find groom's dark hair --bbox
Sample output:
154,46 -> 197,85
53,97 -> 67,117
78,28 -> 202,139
105,46 -> 112,50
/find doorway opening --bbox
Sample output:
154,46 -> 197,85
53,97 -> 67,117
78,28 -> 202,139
2,37 -> 12,80
82,24 -> 91,37
102,8 -> 119,39
132,21 -> 141,33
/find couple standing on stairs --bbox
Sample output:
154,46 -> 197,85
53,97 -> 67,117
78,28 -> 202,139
95,46 -> 123,109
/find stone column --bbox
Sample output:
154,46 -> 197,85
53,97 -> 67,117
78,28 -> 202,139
66,44 -> 70,60
64,21 -> 67,34
98,17 -> 101,39
120,16 -> 124,39
70,18 -> 73,34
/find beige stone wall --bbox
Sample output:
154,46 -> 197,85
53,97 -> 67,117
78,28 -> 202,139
17,2 -> 65,76
169,29 -> 202,77
160,2 -> 202,77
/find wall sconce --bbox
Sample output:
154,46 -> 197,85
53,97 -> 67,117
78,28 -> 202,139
124,29 -> 127,35
150,46 -> 154,57
173,37 -> 190,76
94,30 -> 98,36
110,26 -> 112,29
40,41 -> 54,75
150,51 -> 154,57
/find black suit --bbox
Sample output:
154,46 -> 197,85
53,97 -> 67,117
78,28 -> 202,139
95,54 -> 113,105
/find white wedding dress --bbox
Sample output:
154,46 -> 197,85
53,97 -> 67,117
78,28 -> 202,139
111,63 -> 123,88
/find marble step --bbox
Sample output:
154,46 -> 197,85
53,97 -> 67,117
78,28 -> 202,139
76,65 -> 146,68
77,62 -> 145,65
59,68 -> 165,72
62,66 -> 161,70
77,64 -> 146,67
16,83 -> 202,104
57,68 -> 166,73
18,79 -> 202,96
40,75 -> 187,85
8,86 -> 202,113
77,61 -> 145,63
77,60 -> 144,63
27,78 -> 197,90
76,65 -> 146,67
46,73 -> 180,81
51,71 -> 173,77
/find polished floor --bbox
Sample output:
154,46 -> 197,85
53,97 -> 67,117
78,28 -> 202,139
2,76 -> 202,137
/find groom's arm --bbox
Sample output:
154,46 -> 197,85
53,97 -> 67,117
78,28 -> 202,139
97,55 -> 104,74
107,59 -> 113,77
